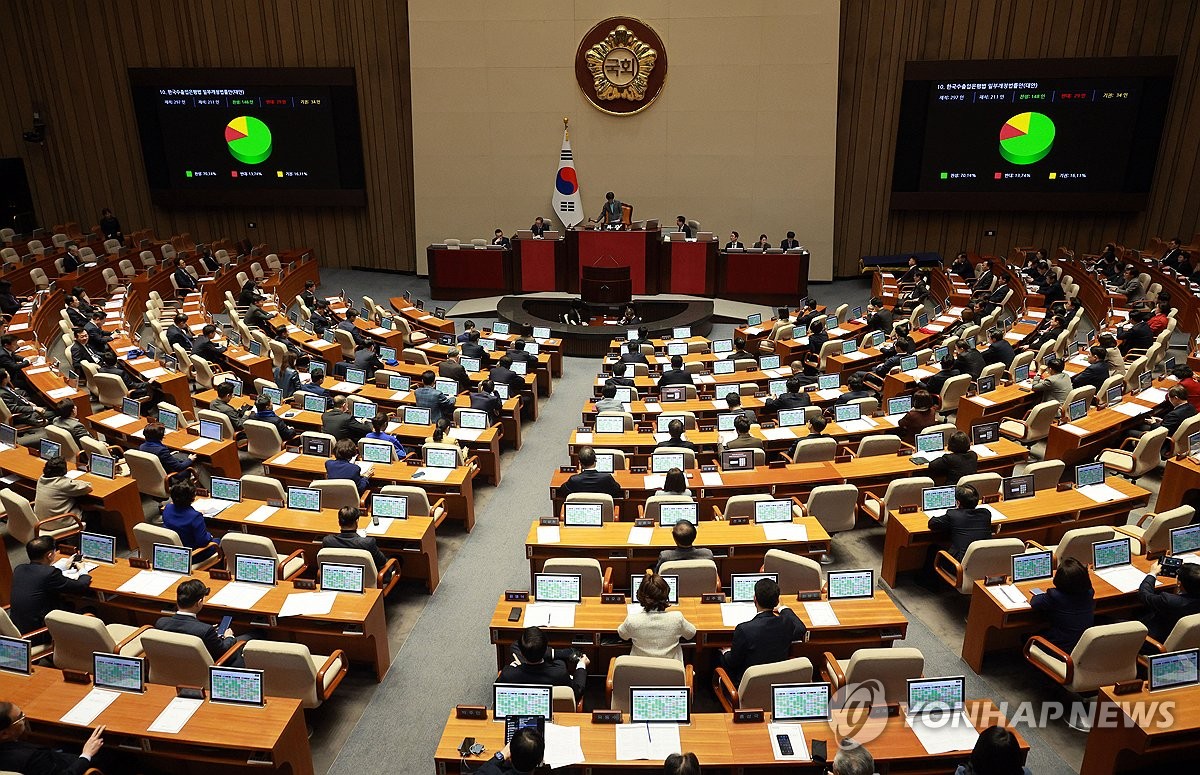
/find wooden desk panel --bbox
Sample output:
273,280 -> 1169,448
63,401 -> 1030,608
1082,683 -> 1200,775
87,409 -> 242,478
1158,456 -> 1200,512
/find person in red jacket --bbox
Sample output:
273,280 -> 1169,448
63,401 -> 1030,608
1148,301 -> 1171,335
1172,365 -> 1200,412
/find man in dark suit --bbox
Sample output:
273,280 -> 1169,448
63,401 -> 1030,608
1071,347 -> 1110,391
718,414 -> 764,454
489,355 -> 525,396
764,376 -> 811,412
209,380 -> 250,432
597,192 -> 623,228
491,229 -> 511,248
779,231 -> 800,250
605,361 -> 636,388
0,335 -> 30,379
0,701 -> 105,775
657,355 -> 694,388
460,329 -> 489,364
322,506 -> 388,567
972,260 -> 996,294
559,447 -> 622,498
508,339 -> 537,366
722,392 -> 757,425
675,215 -> 692,237
414,369 -> 456,424
724,337 -> 757,364
834,372 -> 877,405
1023,315 -> 1065,353
1038,275 -> 1065,307
1116,312 -> 1155,355
529,218 -> 547,237
11,536 -> 91,634
250,393 -> 297,442
0,369 -> 49,427
725,231 -> 744,249
469,379 -> 503,423
166,312 -> 195,351
83,310 -> 113,348
497,626 -> 589,702
172,258 -> 198,294
244,297 -> 283,338
192,324 -> 228,366
299,280 -> 318,311
926,484 -> 993,562
617,340 -> 648,367
896,256 -> 921,285
864,297 -> 893,334
918,355 -> 961,397
655,418 -> 695,452
457,320 -> 477,344
64,294 -> 88,328
322,395 -> 370,442
353,340 -> 385,379
718,577 -> 806,684
793,299 -> 821,328
953,340 -> 986,381
139,422 -> 197,477
1130,385 -> 1198,441
655,521 -> 715,572
156,578 -> 250,666
69,328 -> 103,375
1160,237 -> 1185,269
438,347 -> 472,394
1140,562 -> 1200,643
981,329 -> 1016,369
337,308 -> 368,347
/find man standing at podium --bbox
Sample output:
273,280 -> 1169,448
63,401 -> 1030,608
597,191 -> 622,229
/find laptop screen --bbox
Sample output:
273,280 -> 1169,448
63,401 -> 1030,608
1107,384 -> 1124,405
0,636 -> 30,675
887,396 -> 912,416
651,453 -> 685,473
629,687 -> 690,724
595,415 -> 625,434
1075,462 -> 1105,488
613,387 -> 633,404
533,573 -> 582,603
1093,537 -> 1132,570
631,574 -> 679,604
720,450 -> 753,471
921,486 -> 956,512
89,453 -> 115,479
81,531 -> 115,564
371,494 -> 408,520
933,345 -> 949,362
563,503 -> 603,527
320,562 -> 365,593
210,476 -> 242,502
234,555 -> 277,586
210,666 -> 265,707
287,486 -> 322,512
94,653 -> 145,693
388,374 -> 411,391
480,338 -> 496,352
362,441 -> 393,463
971,422 -> 1000,445
152,543 -> 191,574
1148,649 -> 1200,692
658,503 -> 698,527
351,401 -> 377,420
977,375 -> 996,394
403,406 -> 431,426
712,359 -> 735,375
772,683 -> 832,722
712,339 -> 733,354
1171,525 -> 1200,556
731,573 -> 777,602
827,569 -> 875,600
1011,551 -> 1053,583
493,684 -> 552,720
714,385 -> 740,402
760,354 -> 780,370
754,499 -> 792,524
907,676 -> 965,714
915,432 -> 945,453
459,410 -> 488,430
834,403 -> 861,423
424,447 -> 458,469
772,408 -> 804,429
1002,475 -> 1035,500
199,419 -> 222,441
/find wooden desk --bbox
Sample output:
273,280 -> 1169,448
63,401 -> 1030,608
107,335 -> 194,413
880,477 -> 1151,586
0,667 -> 313,775
523,519 -> 831,587
580,395 -> 779,426
435,704 -> 1025,774
1043,392 -> 1164,470
1081,683 -> 1200,775
718,248 -> 811,305
262,451 -> 479,531
427,244 -> 513,300
87,409 -> 242,479
74,559 -> 390,680
387,296 -> 455,336
961,555 -> 1166,672
1158,456 -> 1200,512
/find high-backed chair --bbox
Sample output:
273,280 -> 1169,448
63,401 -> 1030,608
823,647 -> 924,704
605,655 -> 693,714
641,495 -> 695,524
542,558 -> 612,596
563,492 -> 617,523
938,374 -> 972,416
597,411 -> 635,431
935,538 -> 1025,594
311,479 -> 365,510
1098,426 -> 1167,481
714,657 -> 813,713
1170,415 -> 1200,456
242,641 -> 348,709
0,490 -> 82,545
798,485 -> 858,562
93,373 -> 129,409
241,475 -> 288,503
999,400 -> 1060,447
861,476 -> 934,524
141,629 -> 240,686
243,419 -> 284,460
653,446 -> 696,469
1116,505 -> 1195,556
716,493 -> 784,521
44,611 -> 149,672
787,437 -> 837,463
0,607 -> 52,663
123,449 -> 175,500
1025,460 -> 1066,490
379,485 -> 448,526
658,559 -> 721,596
316,547 -> 400,596
763,549 -> 822,594
1024,621 -> 1147,694
591,448 -> 628,471
219,533 -> 306,580
1142,613 -> 1200,658
133,523 -> 221,571
957,472 -> 1002,499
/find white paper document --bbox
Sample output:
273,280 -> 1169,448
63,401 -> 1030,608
414,467 -> 453,482
99,413 -> 139,429
642,474 -> 666,490
803,601 -> 840,626
364,517 -> 394,535
837,419 -> 875,433
762,523 -> 809,542
1077,483 -> 1125,503
272,452 -> 298,465
327,382 -> 360,393
192,498 -> 232,518
969,444 -> 998,458
1112,402 -> 1152,417
615,723 -> 682,761
762,427 -> 798,441
536,526 -> 561,544
245,505 -> 278,523
542,722 -> 586,769
841,350 -> 869,361
183,438 -> 212,451
47,386 -> 77,399
208,581 -> 271,610
142,367 -> 168,379
908,367 -> 936,379
574,432 -> 593,444
983,505 -> 1007,523
1136,387 -> 1168,404
815,388 -> 842,400
720,602 -> 757,626
972,396 -> 996,407
523,602 -> 576,628
278,591 -> 338,617
390,390 -> 410,401
992,584 -> 1031,610
627,527 -> 653,546
1058,424 -> 1089,436
60,688 -> 121,726
768,722 -> 809,760
1096,565 -> 1149,594
117,570 -> 184,596
906,711 -> 980,754
65,470 -> 87,480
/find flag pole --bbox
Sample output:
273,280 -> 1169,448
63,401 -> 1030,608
563,116 -> 569,141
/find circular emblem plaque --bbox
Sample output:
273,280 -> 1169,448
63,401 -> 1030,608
575,17 -> 668,116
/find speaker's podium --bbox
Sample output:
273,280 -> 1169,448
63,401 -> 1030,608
581,263 -> 632,306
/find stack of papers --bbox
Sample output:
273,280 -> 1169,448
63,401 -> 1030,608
574,432 -> 593,444
523,602 -> 576,628
970,444 -> 998,458
278,590 -> 338,617
615,723 -> 681,761
1096,565 -> 1149,593
207,582 -> 271,610
46,386 -> 77,399
364,517 -> 394,535
838,419 -> 876,433
272,452 -> 298,465
991,584 -> 1031,610
61,688 -> 120,726
803,601 -> 840,626
1077,482 -> 1125,503
983,505 -> 1007,523
762,427 -> 798,441
627,527 -> 653,546
183,438 -> 213,451
763,523 -> 809,542
542,723 -> 586,769
192,498 -> 232,518
720,602 -> 757,626
536,526 -> 561,544
1137,387 -> 1168,403
907,711 -> 980,754
972,396 -> 996,407
245,505 -> 278,523
117,570 -> 183,596
642,474 -> 666,490
142,368 -> 168,380
1112,402 -> 1152,417
99,413 -> 139,429
327,382 -> 360,393
700,470 -> 724,487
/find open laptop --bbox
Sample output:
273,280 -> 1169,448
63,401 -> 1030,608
631,574 -> 679,604
1011,550 -> 1053,583
629,686 -> 690,725
921,485 -> 956,517
533,573 -> 582,603
1147,649 -> 1200,692
209,666 -> 266,707
730,573 -> 777,602
658,502 -> 698,527
754,499 -> 792,523
827,569 -> 875,600
562,502 -> 603,527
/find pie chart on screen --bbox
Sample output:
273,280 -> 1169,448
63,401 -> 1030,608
224,116 -> 273,165
998,112 -> 1055,165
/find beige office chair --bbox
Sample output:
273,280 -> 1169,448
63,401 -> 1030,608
1170,415 -> 1200,456
142,629 -> 240,687
714,657 -> 813,713
311,479 -> 365,510
823,647 -> 924,704
242,641 -> 348,709
1116,505 -> 1195,556
1063,385 -> 1097,409
641,495 -> 695,524
999,400 -> 1060,446
29,268 -> 49,290
196,408 -> 237,441
654,446 -> 697,469
236,475 -> 285,503
1024,460 -> 1066,490
1098,426 -> 1167,481
938,374 -> 972,416
799,485 -> 859,561
659,559 -> 721,596
44,611 -> 149,672
759,322 -> 794,354
716,493 -> 778,521
606,656 -> 693,714
243,419 -> 284,460
380,485 -> 448,526
957,473 -> 1002,499
219,533 -> 306,580
658,412 -> 698,431
333,328 -> 357,361
1143,613 -> 1200,658
316,547 -> 400,596
133,522 -> 221,572
861,476 -> 934,524
543,558 -> 612,596
93,373 -> 129,408
935,538 -> 1025,594
0,490 -> 83,545
787,437 -> 837,463
1025,621 -> 1147,694
563,492 -> 617,523
123,449 -> 177,500
0,607 -> 52,663
591,448 -> 628,470
1028,526 -> 1116,567
402,347 -> 430,365
763,549 -> 822,594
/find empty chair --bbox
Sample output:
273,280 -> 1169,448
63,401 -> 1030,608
543,558 -> 611,596
935,537 -> 1025,594
1098,426 -> 1167,481
141,629 -> 237,686
93,373 -> 129,409
861,476 -> 934,524
717,493 -> 778,521
1024,621 -> 1147,694
798,484 -> 858,535
938,374 -> 972,416
219,533 -> 306,580
563,492 -> 616,523
714,656 -> 813,713
243,419 -> 284,460
1116,505 -> 1195,555
29,267 -> 49,290
44,610 -> 148,673
1000,400 -> 1060,447
606,655 -> 693,714
763,549 -> 822,594
1037,526 -> 1115,567
653,445 -> 696,469
823,647 -> 924,704
957,472 -> 1002,499
0,490 -> 82,545
787,436 -> 837,463
1025,460 -> 1066,490
658,559 -> 720,596
1064,385 -> 1097,409
242,641 -> 348,708
316,547 -> 400,596
1143,613 -> 1200,656
241,474 -> 287,503
133,522 -> 220,571
0,607 -> 52,663
311,479 -> 364,510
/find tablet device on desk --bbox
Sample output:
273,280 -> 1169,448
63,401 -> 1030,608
625,329 -> 639,342
38,439 -> 61,462
460,356 -> 481,374
492,322 -> 510,335
887,396 -> 912,417
921,486 -> 956,514
932,345 -> 949,362
435,378 -> 458,397
906,676 -> 965,715
89,453 -> 115,480
1011,551 -> 1053,583
226,378 -> 244,397
302,435 -> 332,457
1002,474 -> 1035,501
778,409 -> 805,428
208,477 -> 241,504
817,374 -> 840,391
1012,363 -> 1030,384
403,406 -> 431,426
747,313 -> 762,327
388,374 -> 411,392
81,531 -> 116,564
672,327 -> 691,340
760,354 -> 780,370
1066,398 -> 1088,422
248,339 -> 263,356
595,415 -> 624,434
651,453 -> 685,474
714,385 -> 740,402
667,342 -> 688,357
900,355 -> 919,372
767,378 -> 789,396
717,413 -> 739,432
631,574 -> 678,604
153,543 -> 192,575
209,666 -> 265,707
1092,537 -> 1133,570
287,486 -> 322,513
493,684 -> 552,721
351,401 -> 377,420
533,573 -> 581,603
841,340 -> 857,356
198,419 -> 222,441
914,432 -> 945,456
1075,462 -> 1106,488
378,346 -> 397,363
158,408 -> 182,432
301,393 -> 328,413
504,715 -> 545,745
346,367 -> 367,386
320,562 -> 365,594
1171,524 -> 1200,556
613,387 -> 633,404
361,441 -> 394,464
371,494 -> 408,520
834,403 -> 861,423
94,653 -> 145,694
712,339 -> 733,355
424,447 -> 458,469
0,423 -> 16,448
0,636 -> 31,676
630,687 -> 690,724
772,682 -> 832,722
261,386 -> 283,406
971,422 -> 1000,445
593,453 -> 615,474
458,410 -> 489,430
1148,649 -> 1200,692
562,502 -> 603,527
712,359 -> 735,375
754,499 -> 792,524
825,315 -> 839,330
977,375 -> 996,394
533,327 -> 551,340
658,503 -> 698,527
730,573 -> 777,602
827,569 -> 875,600
1106,384 -> 1125,406
234,555 -> 277,586
917,313 -> 930,329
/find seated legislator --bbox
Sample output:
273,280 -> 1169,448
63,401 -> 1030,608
238,278 -> 265,306
1116,312 -> 1154,355
475,728 -> 544,775
593,384 -> 623,413
337,308 -> 368,348
1148,301 -> 1172,335
657,356 -> 694,388
896,390 -> 939,444
950,251 -> 975,280
953,339 -> 986,381
51,398 -> 90,444
84,309 -> 113,347
655,419 -> 696,452
764,376 -> 811,412
805,317 -> 829,356
1128,385 -> 1197,441
366,415 -> 407,459
460,329 -> 488,363
982,329 -> 1016,369
414,370 -> 457,424
172,257 -> 198,293
753,234 -> 771,250
299,280 -> 318,311
0,701 -> 106,775
163,479 -> 218,561
530,217 -> 547,237
896,256 -> 921,285
917,355 -> 962,398
718,415 -> 764,454
835,372 -> 877,405
157,578 -> 252,667
675,216 -> 692,238
497,626 -> 589,702
323,506 -> 388,569
252,394 -> 297,442
1071,346 -> 1110,391
725,231 -> 744,249
605,361 -> 635,388
296,368 -> 329,397
488,355 -> 525,396
1022,315 -> 1065,353
1028,557 -> 1094,653
655,521 -> 714,572
210,380 -> 251,432
724,337 -> 757,364
35,456 -> 91,521
491,229 -> 510,248
274,352 -> 302,399
1096,333 -> 1126,377
192,324 -> 228,366
243,296 -> 283,338
354,340 -> 386,379
457,320 -> 477,344
1029,358 -> 1071,405
563,299 -> 587,325
508,339 -> 537,366
618,305 -> 641,326
793,298 -> 820,328
469,379 -> 504,423
69,328 -> 104,377
11,536 -> 92,634
166,312 -> 195,351
618,571 -> 697,662
618,340 -> 649,367
139,422 -> 196,479
1173,365 -> 1200,411
718,577 -> 807,684
927,431 -> 978,486
1139,559 -> 1200,644
326,438 -> 370,494
437,347 -> 472,394
655,468 -> 693,498
322,396 -> 371,442
955,727 -> 1026,775
723,392 -> 756,425
559,446 -> 622,498
926,484 -> 991,562
864,297 -> 893,335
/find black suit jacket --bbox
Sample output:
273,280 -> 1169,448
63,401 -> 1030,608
489,365 -> 524,393
69,342 -> 101,374
1161,403 -> 1199,437
1071,361 -> 1109,390
497,653 -> 587,700
174,267 -> 198,290
982,340 -> 1015,368
927,507 -> 994,561
156,611 -> 235,661
559,470 -> 622,498
0,740 -> 92,775
764,391 -> 811,412
460,341 -> 488,362
866,309 -> 893,334
322,529 -> 387,569
192,337 -> 227,364
1117,322 -> 1154,354
1139,574 -> 1200,642
657,369 -> 694,388
438,360 -> 471,393
11,563 -> 92,633
166,324 -> 195,351
719,608 -> 806,684
321,410 -> 369,442
921,367 -> 960,397
780,239 -> 799,250
0,349 -> 30,376
956,350 -> 986,380
618,352 -> 649,366
725,241 -> 744,249
469,390 -> 503,421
